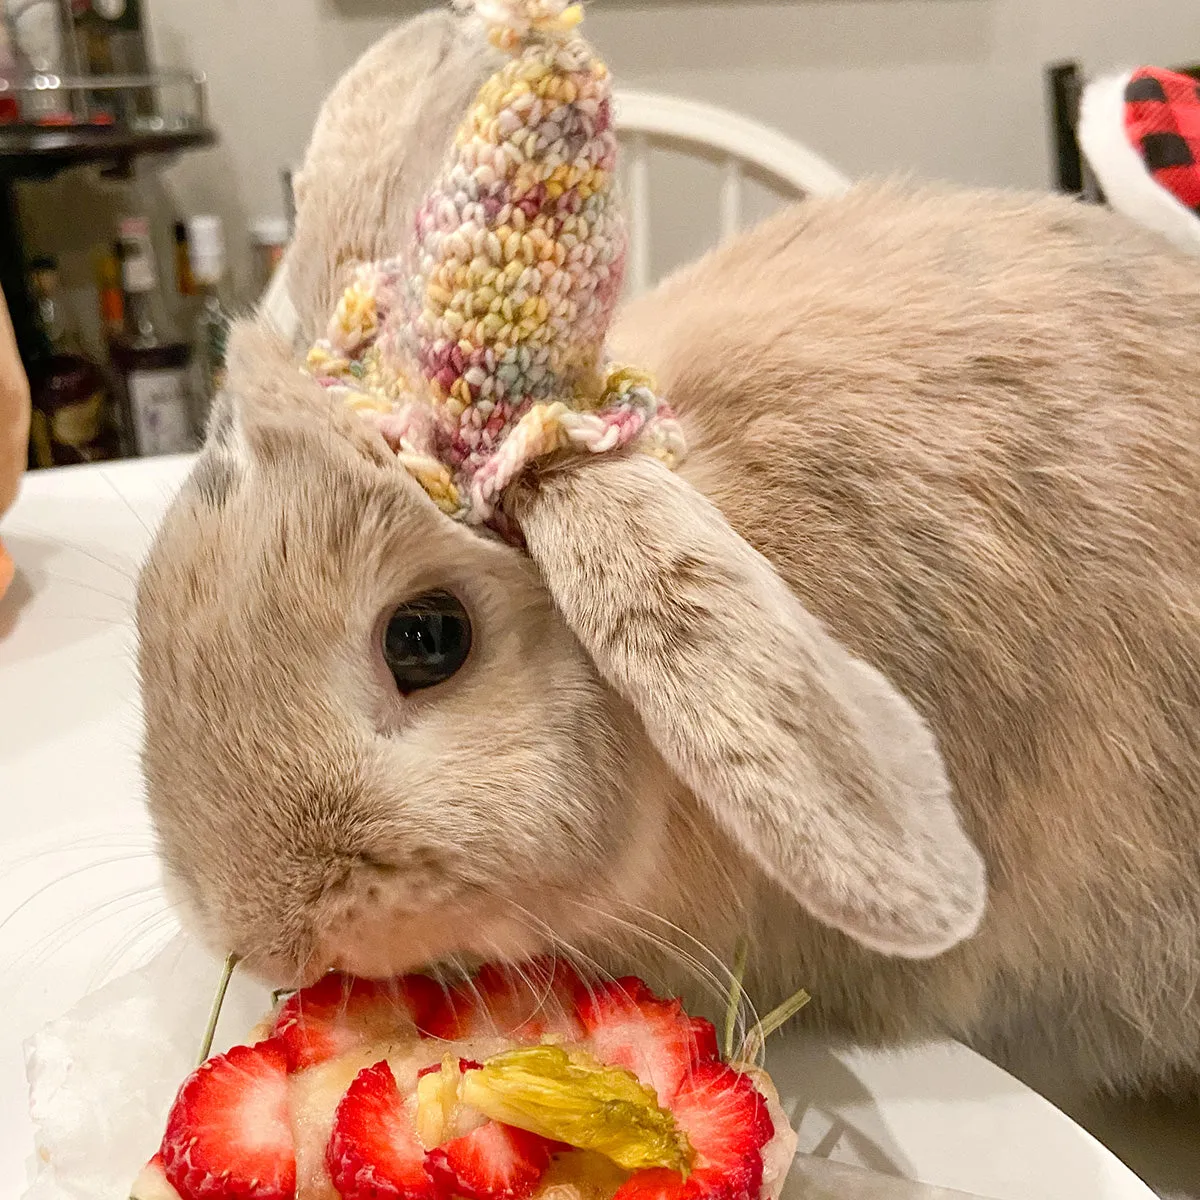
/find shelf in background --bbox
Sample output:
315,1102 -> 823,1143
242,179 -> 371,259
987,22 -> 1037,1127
0,72 -> 218,371
0,71 -> 212,178
0,125 -> 215,177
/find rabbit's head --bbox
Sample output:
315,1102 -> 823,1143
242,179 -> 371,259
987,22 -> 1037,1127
136,6 -> 985,987
138,323 -> 668,984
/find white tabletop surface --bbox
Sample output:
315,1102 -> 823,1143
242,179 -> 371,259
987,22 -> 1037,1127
0,457 -> 1161,1200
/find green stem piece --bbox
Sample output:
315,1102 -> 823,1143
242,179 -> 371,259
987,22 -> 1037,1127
722,937 -> 749,1061
196,952 -> 239,1067
742,986 -> 812,1064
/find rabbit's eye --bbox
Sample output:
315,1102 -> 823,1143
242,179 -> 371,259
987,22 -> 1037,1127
382,591 -> 473,694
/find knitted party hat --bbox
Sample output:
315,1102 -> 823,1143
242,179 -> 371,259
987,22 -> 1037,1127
1078,66 -> 1200,256
307,0 -> 685,531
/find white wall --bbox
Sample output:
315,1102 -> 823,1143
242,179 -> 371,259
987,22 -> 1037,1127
17,0 -> 1200,322
153,0 -> 1197,287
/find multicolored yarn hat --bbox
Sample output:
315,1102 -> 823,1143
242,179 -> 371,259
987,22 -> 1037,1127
306,0 -> 686,531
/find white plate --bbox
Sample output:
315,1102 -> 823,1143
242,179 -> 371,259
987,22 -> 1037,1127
0,458 -> 1158,1200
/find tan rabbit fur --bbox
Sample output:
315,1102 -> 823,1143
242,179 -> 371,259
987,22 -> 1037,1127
137,16 -> 1200,1099
603,188 -> 1200,1096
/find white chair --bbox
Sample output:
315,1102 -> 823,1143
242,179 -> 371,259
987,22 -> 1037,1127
262,90 -> 851,334
614,89 -> 852,296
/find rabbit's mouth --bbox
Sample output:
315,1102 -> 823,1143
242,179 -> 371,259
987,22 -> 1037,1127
312,893 -> 551,981
306,859 -> 659,984
166,823 -> 668,989
303,795 -> 672,984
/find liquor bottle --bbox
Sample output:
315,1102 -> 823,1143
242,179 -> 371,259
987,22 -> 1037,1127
250,216 -> 288,298
10,0 -> 75,124
26,256 -> 119,467
186,215 -> 234,429
174,221 -> 197,300
110,216 -> 196,457
72,0 -> 152,122
94,244 -> 125,341
72,0 -> 150,74
0,15 -> 21,123
173,218 -> 201,341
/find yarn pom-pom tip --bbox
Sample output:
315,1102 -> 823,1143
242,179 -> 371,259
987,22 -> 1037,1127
454,0 -> 584,49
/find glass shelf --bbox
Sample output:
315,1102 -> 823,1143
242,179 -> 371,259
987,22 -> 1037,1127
0,71 -> 213,177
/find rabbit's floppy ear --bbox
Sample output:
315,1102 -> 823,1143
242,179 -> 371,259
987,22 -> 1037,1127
511,453 -> 987,959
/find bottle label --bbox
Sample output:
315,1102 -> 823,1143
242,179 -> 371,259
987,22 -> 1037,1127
128,368 -> 193,456
101,285 -> 125,332
122,253 -> 156,294
119,220 -> 158,292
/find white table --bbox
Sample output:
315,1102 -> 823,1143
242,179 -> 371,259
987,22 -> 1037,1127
0,457 -> 1162,1200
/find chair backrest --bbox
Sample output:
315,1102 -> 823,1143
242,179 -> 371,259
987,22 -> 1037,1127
614,88 -> 852,295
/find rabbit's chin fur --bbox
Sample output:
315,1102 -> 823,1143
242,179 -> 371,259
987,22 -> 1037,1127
136,11 -> 1200,1101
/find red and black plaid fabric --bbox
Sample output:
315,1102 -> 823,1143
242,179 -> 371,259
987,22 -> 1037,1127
1123,66 -> 1200,214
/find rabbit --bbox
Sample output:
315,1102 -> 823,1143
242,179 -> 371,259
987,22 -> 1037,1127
135,13 -> 1200,1101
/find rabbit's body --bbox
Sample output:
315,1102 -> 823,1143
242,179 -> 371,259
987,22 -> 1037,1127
135,10 -> 1200,1102
607,182 -> 1200,1094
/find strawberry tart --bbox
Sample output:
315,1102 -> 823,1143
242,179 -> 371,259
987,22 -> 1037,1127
128,962 -> 798,1200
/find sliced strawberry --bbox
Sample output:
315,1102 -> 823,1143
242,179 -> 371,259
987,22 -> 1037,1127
290,1048 -> 387,1200
326,1060 -> 438,1200
425,959 -> 584,1042
415,1057 -> 490,1147
130,1153 -> 183,1200
613,1063 -> 775,1200
613,1167 -> 693,1200
273,972 -> 444,1071
160,1038 -> 296,1200
426,1120 -> 555,1200
418,1057 -> 483,1080
576,977 -> 719,1102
